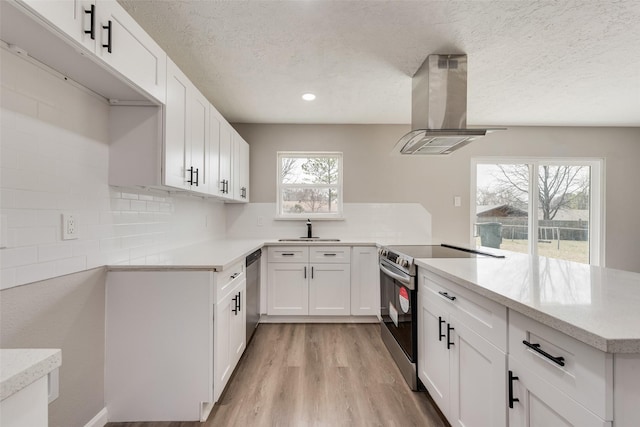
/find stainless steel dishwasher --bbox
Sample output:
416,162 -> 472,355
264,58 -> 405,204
245,248 -> 261,343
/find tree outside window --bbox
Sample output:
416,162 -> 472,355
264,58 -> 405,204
277,152 -> 343,218
474,159 -> 602,265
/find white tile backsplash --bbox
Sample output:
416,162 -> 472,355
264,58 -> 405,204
0,47 -> 226,290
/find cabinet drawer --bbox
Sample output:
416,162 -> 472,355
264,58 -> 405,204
215,260 -> 244,302
268,246 -> 309,263
421,270 -> 507,352
309,246 -> 350,263
508,310 -> 613,420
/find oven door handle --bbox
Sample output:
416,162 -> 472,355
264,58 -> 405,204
379,262 -> 412,287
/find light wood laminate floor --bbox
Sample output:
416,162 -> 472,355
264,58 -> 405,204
107,323 -> 448,427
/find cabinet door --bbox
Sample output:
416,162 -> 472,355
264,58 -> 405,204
94,0 -> 166,103
418,293 -> 451,418
508,357 -> 611,427
350,246 -> 380,316
230,281 -> 247,365
188,89 -> 208,193
449,315 -> 507,427
20,0 -> 96,51
240,138 -> 250,201
207,106 -> 221,197
164,59 -> 189,189
309,263 -> 350,316
267,263 -> 308,315
218,122 -> 233,198
214,288 -> 233,402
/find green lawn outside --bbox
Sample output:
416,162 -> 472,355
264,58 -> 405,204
476,237 -> 589,264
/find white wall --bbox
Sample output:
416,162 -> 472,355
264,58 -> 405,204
0,47 -> 226,290
234,123 -> 640,273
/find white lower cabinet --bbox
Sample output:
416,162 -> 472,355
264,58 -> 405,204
350,246 -> 380,316
267,246 -> 352,316
105,264 -> 246,422
308,263 -> 350,315
214,278 -> 246,402
267,262 -> 309,315
508,356 -> 610,427
418,269 -> 507,427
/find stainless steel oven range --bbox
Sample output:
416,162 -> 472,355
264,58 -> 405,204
378,244 -> 504,390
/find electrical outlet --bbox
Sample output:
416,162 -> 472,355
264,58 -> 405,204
257,216 -> 264,227
62,213 -> 78,240
454,196 -> 462,207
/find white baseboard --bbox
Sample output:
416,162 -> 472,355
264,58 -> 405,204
260,315 -> 379,323
84,407 -> 108,427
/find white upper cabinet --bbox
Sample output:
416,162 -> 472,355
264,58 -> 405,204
234,132 -> 250,202
18,0 -> 166,104
163,58 -> 209,193
164,59 -> 189,190
19,0 -> 97,51
218,122 -> 233,199
92,0 -> 166,103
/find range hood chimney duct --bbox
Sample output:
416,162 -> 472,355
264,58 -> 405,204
393,54 -> 504,155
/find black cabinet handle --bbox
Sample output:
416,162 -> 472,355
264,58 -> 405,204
438,316 -> 446,341
102,20 -> 112,53
241,187 -> 246,198
323,253 -> 337,257
232,295 -> 238,315
522,340 -> 566,366
230,272 -> 240,280
282,253 -> 295,257
446,324 -> 455,349
84,5 -> 95,39
220,180 -> 225,193
187,167 -> 194,185
225,179 -> 229,194
508,370 -> 520,408
439,291 -> 456,301
194,168 -> 199,186
304,266 -> 307,279
311,266 -> 314,279
237,292 -> 241,312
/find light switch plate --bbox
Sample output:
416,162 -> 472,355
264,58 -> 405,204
454,196 -> 462,207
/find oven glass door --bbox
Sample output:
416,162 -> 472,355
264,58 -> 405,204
380,259 -> 417,362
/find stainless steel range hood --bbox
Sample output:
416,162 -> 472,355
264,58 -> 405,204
393,54 -> 504,155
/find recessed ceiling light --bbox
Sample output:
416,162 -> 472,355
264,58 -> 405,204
302,93 -> 316,101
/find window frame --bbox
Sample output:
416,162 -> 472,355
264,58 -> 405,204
471,157 -> 604,266
276,151 -> 344,220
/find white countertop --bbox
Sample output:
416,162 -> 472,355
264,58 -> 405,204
415,253 -> 640,353
107,238 -> 381,271
0,349 -> 61,401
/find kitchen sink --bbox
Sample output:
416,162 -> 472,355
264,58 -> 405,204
278,238 -> 341,242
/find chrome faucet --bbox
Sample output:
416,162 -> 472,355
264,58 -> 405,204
306,219 -> 313,238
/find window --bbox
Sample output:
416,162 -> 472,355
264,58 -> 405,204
277,152 -> 343,219
472,158 -> 603,265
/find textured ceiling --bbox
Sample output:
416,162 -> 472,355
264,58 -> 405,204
118,0 -> 640,126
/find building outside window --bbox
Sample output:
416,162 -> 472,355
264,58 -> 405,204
277,152 -> 343,219
472,158 -> 603,265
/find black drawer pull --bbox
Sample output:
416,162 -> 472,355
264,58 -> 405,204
84,5 -> 95,39
438,291 -> 456,301
304,266 -> 307,279
508,370 -> 519,408
323,253 -> 337,256
522,340 -> 566,366
447,324 -> 454,349
282,253 -> 295,256
438,316 -> 445,341
311,266 -> 314,279
230,272 -> 240,280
